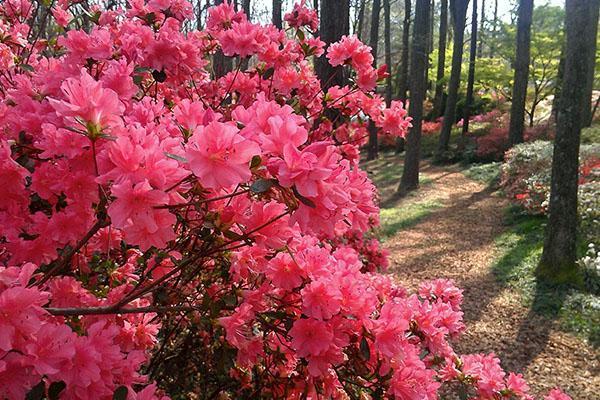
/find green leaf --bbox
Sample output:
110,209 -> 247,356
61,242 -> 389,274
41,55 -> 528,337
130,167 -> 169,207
296,29 -> 305,41
262,67 -> 275,80
223,230 -> 244,241
250,179 -> 275,194
113,386 -> 128,400
134,66 -> 152,73
250,155 -> 262,169
133,74 -> 144,85
26,381 -> 45,400
165,152 -> 187,162
20,64 -> 35,72
48,381 -> 66,400
359,337 -> 370,361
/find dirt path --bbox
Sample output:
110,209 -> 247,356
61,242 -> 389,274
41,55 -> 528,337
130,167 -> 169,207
382,164 -> 599,399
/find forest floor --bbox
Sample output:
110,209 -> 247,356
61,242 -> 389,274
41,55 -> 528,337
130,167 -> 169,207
364,153 -> 600,399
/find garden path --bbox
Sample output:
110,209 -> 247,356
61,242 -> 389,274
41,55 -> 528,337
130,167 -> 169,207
381,164 -> 599,399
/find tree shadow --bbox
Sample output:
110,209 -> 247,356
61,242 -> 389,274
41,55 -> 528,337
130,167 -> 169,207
509,277 -> 571,371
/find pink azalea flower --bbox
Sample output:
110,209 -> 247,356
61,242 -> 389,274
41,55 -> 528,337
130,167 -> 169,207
49,69 -> 124,132
289,318 -> 334,357
186,121 -> 260,189
265,252 -> 305,290
507,372 -> 531,397
108,179 -> 175,249
301,278 -> 342,320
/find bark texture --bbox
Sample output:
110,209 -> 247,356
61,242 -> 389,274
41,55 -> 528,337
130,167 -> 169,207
367,0 -> 382,160
398,0 -> 431,195
436,0 -> 469,159
461,0 -> 478,138
315,0 -> 350,90
384,0 -> 393,106
582,1 -> 599,126
507,0 -> 533,146
433,0 -> 448,117
272,0 -> 282,29
539,0 -> 598,282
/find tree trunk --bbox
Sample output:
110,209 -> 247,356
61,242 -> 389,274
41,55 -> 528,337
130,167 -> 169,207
436,0 -> 469,160
273,0 -> 282,29
398,0 -> 431,195
367,0 -> 382,161
397,0 -> 412,101
582,1 -> 599,126
551,43 -> 566,124
357,0 -> 367,40
508,0 -> 533,147
433,0 -> 448,117
489,0 -> 498,57
461,0 -> 477,141
242,0 -> 251,16
384,0 -> 393,106
426,0 -> 435,92
477,0 -> 485,57
315,0 -> 350,90
539,0 -> 598,283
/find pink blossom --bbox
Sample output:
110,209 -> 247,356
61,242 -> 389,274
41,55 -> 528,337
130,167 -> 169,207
376,100 -> 412,137
185,121 -> 260,189
265,252 -> 305,290
289,318 -> 334,357
108,179 -> 175,249
301,278 -> 342,320
49,69 -> 124,132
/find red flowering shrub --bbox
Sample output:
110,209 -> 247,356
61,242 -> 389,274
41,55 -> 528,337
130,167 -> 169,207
0,1 -> 571,399
476,118 -> 554,161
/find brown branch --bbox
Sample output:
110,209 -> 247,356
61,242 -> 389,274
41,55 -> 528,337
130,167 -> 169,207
45,304 -> 198,316
34,217 -> 109,287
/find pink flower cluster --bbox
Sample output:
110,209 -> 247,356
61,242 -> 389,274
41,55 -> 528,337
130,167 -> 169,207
0,1 -> 571,399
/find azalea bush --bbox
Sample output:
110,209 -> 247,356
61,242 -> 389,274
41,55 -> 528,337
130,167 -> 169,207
501,141 -> 600,226
474,114 -> 554,161
0,1 -> 573,399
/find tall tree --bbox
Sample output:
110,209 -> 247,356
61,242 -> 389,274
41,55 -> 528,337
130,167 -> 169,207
489,0 -> 498,57
507,0 -> 533,146
538,0 -> 599,282
315,0 -> 350,90
398,0 -> 431,195
273,0 -> 282,28
461,0 -> 478,139
242,0 -> 251,16
433,0 -> 448,117
367,0 -> 382,160
384,0 -> 393,106
582,2 -> 599,126
477,0 -> 485,57
551,43 -> 566,124
357,0 -> 367,40
436,0 -> 469,160
395,0 -> 412,153
426,1 -> 435,91
397,0 -> 412,101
